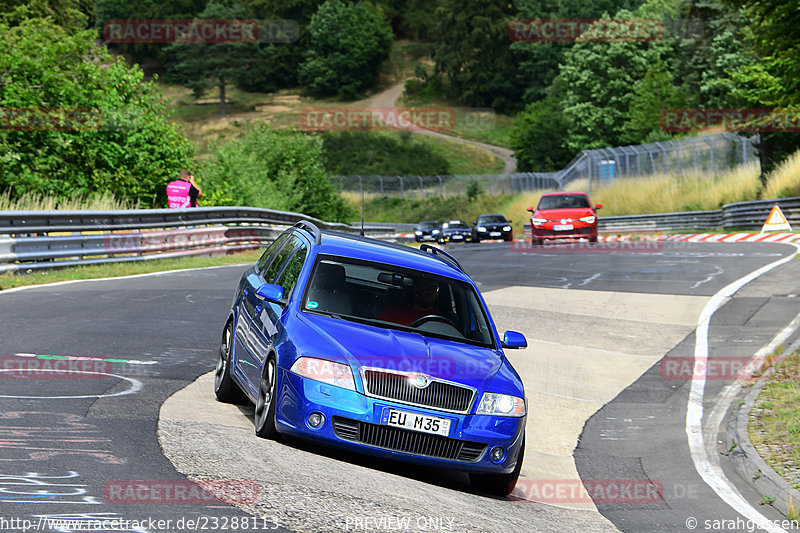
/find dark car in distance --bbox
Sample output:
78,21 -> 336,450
437,220 -> 474,244
472,214 -> 513,243
414,220 -> 439,243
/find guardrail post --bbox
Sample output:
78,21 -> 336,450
378,176 -> 384,196
437,175 -> 443,197
418,175 -> 424,198
399,176 -> 404,200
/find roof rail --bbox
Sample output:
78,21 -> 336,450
419,244 -> 463,272
294,220 -> 322,244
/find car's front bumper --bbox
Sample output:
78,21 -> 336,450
476,228 -> 512,240
439,232 -> 473,243
275,370 -> 525,474
532,224 -> 596,240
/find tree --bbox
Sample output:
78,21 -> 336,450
429,0 -> 522,111
511,96 -> 573,171
622,60 -> 687,144
202,123 -> 354,222
1,0 -> 91,31
165,0 -> 261,117
298,0 -> 393,99
0,19 -> 194,206
512,0 -> 647,105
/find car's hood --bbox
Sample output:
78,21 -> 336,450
478,222 -> 509,229
535,207 -> 594,220
296,312 -> 502,391
442,227 -> 471,233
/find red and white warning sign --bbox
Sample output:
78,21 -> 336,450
761,205 -> 793,232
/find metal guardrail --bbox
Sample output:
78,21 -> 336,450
520,196 -> 800,235
597,197 -> 800,233
0,207 -> 399,273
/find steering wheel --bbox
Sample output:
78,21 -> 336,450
410,314 -> 458,329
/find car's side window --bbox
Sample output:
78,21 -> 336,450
275,242 -> 308,298
262,235 -> 302,283
256,233 -> 289,273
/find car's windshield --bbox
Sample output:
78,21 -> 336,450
303,256 -> 494,347
538,194 -> 591,210
443,221 -> 468,229
478,215 -> 506,223
418,221 -> 438,229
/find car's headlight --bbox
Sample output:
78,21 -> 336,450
476,392 -> 526,416
290,357 -> 355,391
579,216 -> 596,224
532,218 -> 548,225
477,226 -> 486,232
414,230 -> 422,235
502,225 -> 512,231
432,229 -> 440,235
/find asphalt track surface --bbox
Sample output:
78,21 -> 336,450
0,241 -> 798,532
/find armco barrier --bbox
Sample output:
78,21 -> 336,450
595,196 -> 800,233
0,207 -> 398,273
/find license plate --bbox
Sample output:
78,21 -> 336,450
553,224 -> 573,231
452,234 -> 463,239
490,232 -> 501,237
382,408 -> 451,436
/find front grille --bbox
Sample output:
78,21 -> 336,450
362,369 -> 475,413
332,417 -> 486,462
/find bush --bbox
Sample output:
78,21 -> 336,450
321,132 -> 450,176
202,123 -> 354,223
0,19 -> 194,207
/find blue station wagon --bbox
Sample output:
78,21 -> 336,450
214,221 -> 528,495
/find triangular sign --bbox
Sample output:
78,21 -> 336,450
761,205 -> 792,232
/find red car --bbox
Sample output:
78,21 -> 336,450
527,192 -> 602,245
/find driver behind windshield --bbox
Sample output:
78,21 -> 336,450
378,277 -> 439,326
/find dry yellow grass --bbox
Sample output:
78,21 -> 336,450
763,149 -> 800,199
590,163 -> 761,216
0,190 -> 140,211
497,164 -> 762,224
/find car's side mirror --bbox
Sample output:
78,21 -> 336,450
526,207 -> 534,212
501,331 -> 527,349
508,219 -> 512,224
595,204 -> 603,210
256,282 -> 284,303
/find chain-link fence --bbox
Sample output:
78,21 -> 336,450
331,132 -> 758,198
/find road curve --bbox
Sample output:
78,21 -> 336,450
2,241 -> 797,533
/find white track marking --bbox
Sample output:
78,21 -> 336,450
686,243 -> 799,533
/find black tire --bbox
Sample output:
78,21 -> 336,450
530,238 -> 542,246
214,320 -> 247,404
254,356 -> 280,439
470,436 -> 525,497
589,235 -> 598,243
472,235 -> 480,243
503,234 -> 513,242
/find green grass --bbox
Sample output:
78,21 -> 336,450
398,89 -> 515,149
749,348 -> 800,485
0,250 -> 262,291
